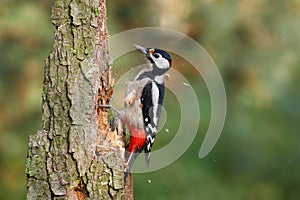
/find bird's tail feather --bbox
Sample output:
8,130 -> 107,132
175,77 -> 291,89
145,152 -> 150,168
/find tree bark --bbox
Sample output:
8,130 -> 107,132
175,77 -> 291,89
25,0 -> 130,199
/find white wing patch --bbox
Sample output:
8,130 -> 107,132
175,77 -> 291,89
147,124 -> 157,133
151,82 -> 160,126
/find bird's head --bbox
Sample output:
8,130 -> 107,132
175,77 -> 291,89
134,44 -> 172,71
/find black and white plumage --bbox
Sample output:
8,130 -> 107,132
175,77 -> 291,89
118,44 -> 172,175
141,81 -> 164,167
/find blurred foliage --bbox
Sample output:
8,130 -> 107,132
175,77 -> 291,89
1,0 -> 300,199
0,0 -> 53,199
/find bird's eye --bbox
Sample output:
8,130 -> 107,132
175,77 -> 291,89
153,53 -> 160,58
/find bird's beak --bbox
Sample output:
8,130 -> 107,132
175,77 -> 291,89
133,44 -> 149,55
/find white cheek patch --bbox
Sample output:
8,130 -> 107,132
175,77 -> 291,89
158,58 -> 170,69
150,55 -> 170,69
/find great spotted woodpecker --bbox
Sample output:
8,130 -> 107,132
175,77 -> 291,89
104,44 -> 172,176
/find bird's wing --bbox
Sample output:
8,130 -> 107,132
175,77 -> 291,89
141,81 -> 164,167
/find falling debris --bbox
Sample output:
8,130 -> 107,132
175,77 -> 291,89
165,73 -> 171,81
182,82 -> 190,87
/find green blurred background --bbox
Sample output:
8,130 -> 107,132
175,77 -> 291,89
1,0 -> 300,199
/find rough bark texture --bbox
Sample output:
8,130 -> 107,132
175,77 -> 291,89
124,174 -> 133,200
26,0 -> 129,199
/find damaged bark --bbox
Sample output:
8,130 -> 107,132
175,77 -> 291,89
26,0 -> 131,199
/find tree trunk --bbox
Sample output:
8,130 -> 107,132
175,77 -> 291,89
25,0 -> 131,199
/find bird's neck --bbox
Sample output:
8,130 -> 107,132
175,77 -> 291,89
135,64 -> 167,84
